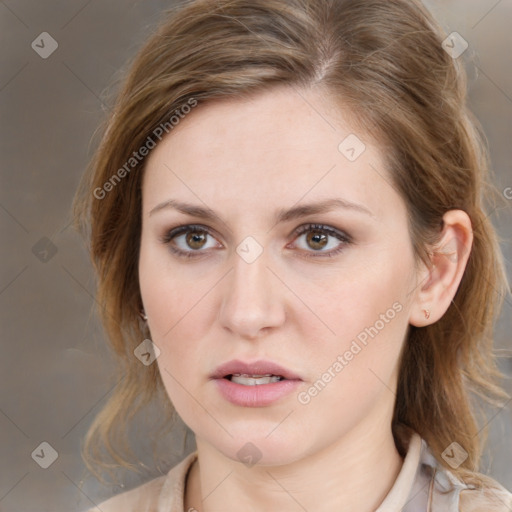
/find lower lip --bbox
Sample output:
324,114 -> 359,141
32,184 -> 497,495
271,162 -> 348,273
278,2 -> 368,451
214,378 -> 302,407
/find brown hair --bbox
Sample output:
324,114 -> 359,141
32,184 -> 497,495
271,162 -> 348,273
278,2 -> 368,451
73,0 -> 509,487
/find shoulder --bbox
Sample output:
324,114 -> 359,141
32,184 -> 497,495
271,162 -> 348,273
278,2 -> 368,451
85,451 -> 198,512
408,430 -> 512,512
429,453 -> 512,511
458,483 -> 512,512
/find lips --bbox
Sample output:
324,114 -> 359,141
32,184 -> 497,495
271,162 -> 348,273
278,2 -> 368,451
211,359 -> 302,382
212,359 -> 303,407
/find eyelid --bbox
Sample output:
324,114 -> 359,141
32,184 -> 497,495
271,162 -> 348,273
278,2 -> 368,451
291,223 -> 351,242
159,224 -> 222,245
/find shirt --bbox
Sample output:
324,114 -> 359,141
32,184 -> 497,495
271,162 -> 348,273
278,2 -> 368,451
86,432 -> 512,511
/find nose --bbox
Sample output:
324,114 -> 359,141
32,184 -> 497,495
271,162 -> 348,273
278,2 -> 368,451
218,248 -> 286,340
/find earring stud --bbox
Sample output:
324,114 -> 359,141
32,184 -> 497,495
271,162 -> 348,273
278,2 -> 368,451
423,309 -> 430,320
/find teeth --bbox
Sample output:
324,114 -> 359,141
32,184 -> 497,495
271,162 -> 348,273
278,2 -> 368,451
230,374 -> 283,385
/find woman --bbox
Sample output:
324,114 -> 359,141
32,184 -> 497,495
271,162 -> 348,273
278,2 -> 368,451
73,0 -> 512,510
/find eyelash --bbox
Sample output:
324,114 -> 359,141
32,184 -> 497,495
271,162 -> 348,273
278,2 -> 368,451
159,223 -> 352,260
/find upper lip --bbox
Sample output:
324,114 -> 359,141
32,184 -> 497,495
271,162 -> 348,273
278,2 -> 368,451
211,359 -> 302,381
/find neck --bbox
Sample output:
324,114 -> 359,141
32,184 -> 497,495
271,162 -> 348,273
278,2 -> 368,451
185,419 -> 404,512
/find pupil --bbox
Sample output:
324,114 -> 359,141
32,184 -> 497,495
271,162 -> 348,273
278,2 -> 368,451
307,231 -> 327,250
187,231 -> 206,249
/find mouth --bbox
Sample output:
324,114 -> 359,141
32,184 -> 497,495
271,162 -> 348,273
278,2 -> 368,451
212,359 -> 302,383
224,374 -> 286,386
211,359 -> 302,407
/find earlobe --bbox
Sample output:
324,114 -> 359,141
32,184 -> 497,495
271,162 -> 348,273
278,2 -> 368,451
409,210 -> 473,327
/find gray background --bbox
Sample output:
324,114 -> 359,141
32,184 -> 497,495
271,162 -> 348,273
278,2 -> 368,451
0,1 -> 511,511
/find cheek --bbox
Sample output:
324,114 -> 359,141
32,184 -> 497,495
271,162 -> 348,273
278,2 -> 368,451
140,267 -> 213,414
304,251 -> 410,335
290,263 -> 411,434
140,275 -> 212,359
139,236 -> 210,334
293,246 -> 413,382
138,242 -> 219,385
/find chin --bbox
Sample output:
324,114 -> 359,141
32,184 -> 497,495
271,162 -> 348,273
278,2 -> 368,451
197,423 -> 313,467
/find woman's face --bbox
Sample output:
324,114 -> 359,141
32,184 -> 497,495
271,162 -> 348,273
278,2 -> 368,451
139,86 -> 421,465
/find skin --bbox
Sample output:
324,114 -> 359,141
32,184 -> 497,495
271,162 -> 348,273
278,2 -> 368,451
138,85 -> 473,512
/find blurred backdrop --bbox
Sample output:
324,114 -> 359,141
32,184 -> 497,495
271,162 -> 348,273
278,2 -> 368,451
1,1 -> 511,510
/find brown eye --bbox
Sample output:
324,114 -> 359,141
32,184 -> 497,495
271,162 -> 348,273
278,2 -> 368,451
305,230 -> 329,251
186,230 -> 208,250
160,224 -> 222,259
291,223 -> 352,258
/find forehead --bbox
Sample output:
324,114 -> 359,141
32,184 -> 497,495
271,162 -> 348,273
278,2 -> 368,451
142,86 -> 398,222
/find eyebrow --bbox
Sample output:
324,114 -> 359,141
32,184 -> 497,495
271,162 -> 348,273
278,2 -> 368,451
149,198 -> 375,224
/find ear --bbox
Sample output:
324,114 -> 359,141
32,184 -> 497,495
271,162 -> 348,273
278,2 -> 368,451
409,210 -> 473,327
